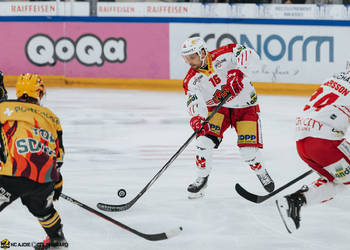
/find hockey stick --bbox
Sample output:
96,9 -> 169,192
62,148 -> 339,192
60,193 -> 183,241
97,93 -> 232,212
235,169 -> 313,203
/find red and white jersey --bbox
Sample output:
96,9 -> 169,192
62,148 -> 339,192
296,71 -> 350,141
183,44 -> 260,118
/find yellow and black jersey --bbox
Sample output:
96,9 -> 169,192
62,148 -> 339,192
0,100 -> 64,183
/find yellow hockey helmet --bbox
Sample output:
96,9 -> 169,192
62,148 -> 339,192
16,73 -> 45,101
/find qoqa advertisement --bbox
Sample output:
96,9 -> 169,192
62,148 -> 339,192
0,22 -> 169,79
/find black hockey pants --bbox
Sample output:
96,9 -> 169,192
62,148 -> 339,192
0,175 -> 62,238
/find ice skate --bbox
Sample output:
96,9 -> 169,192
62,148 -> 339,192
187,175 -> 209,199
251,164 -> 274,193
34,229 -> 68,250
256,169 -> 275,193
276,186 -> 307,233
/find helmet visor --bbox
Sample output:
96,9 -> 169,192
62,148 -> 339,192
182,53 -> 200,65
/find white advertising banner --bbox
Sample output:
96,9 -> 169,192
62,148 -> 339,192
97,3 -> 350,19
318,5 -> 349,20
0,2 -> 89,16
170,23 -> 350,84
260,4 -> 318,19
97,2 -> 202,17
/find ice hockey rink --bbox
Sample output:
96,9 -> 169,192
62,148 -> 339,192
1,87 -> 349,250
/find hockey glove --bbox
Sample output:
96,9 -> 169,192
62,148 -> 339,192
0,71 -> 8,101
190,115 -> 210,136
226,69 -> 244,96
53,173 -> 63,201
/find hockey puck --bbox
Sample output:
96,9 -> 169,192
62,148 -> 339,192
117,189 -> 127,198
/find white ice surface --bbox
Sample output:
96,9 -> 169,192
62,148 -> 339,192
1,88 -> 349,250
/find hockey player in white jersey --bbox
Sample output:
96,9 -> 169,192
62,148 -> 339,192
181,37 -> 275,199
276,71 -> 350,232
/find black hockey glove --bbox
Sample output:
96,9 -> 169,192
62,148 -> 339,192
53,173 -> 63,201
0,71 -> 8,101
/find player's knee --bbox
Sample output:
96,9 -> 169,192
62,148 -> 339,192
22,196 -> 55,218
196,135 -> 216,149
240,147 -> 262,165
195,137 -> 215,170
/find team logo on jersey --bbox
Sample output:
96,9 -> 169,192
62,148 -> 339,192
212,87 -> 230,104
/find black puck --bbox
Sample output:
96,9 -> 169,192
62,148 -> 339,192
117,189 -> 127,198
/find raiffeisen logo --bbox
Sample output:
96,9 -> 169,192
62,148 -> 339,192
25,33 -> 127,66
190,33 -> 334,63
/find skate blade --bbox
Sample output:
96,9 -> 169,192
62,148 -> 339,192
275,200 -> 295,234
188,191 -> 205,199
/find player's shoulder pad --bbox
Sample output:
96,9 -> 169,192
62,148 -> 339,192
210,44 -> 237,60
183,68 -> 197,95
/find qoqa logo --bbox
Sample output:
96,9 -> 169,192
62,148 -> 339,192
25,33 -> 127,66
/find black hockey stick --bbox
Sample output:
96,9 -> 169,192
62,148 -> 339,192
97,93 -> 232,212
61,193 -> 183,241
235,169 -> 313,203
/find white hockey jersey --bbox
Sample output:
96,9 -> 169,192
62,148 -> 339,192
183,44 -> 260,118
296,71 -> 350,141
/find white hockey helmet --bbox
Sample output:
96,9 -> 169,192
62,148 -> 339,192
181,37 -> 208,57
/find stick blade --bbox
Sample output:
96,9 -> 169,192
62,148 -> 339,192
97,202 -> 131,212
144,227 -> 183,241
235,183 -> 263,203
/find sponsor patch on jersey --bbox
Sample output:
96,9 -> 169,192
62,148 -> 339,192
234,45 -> 246,57
214,58 -> 226,69
296,117 -> 324,132
208,112 -> 224,135
187,94 -> 198,106
335,165 -> 350,179
0,187 -> 11,202
249,92 -> 257,105
333,72 -> 350,83
237,121 -> 257,144
193,75 -> 203,86
338,140 -> 350,159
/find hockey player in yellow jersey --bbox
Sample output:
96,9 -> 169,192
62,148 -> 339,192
0,73 -> 68,249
